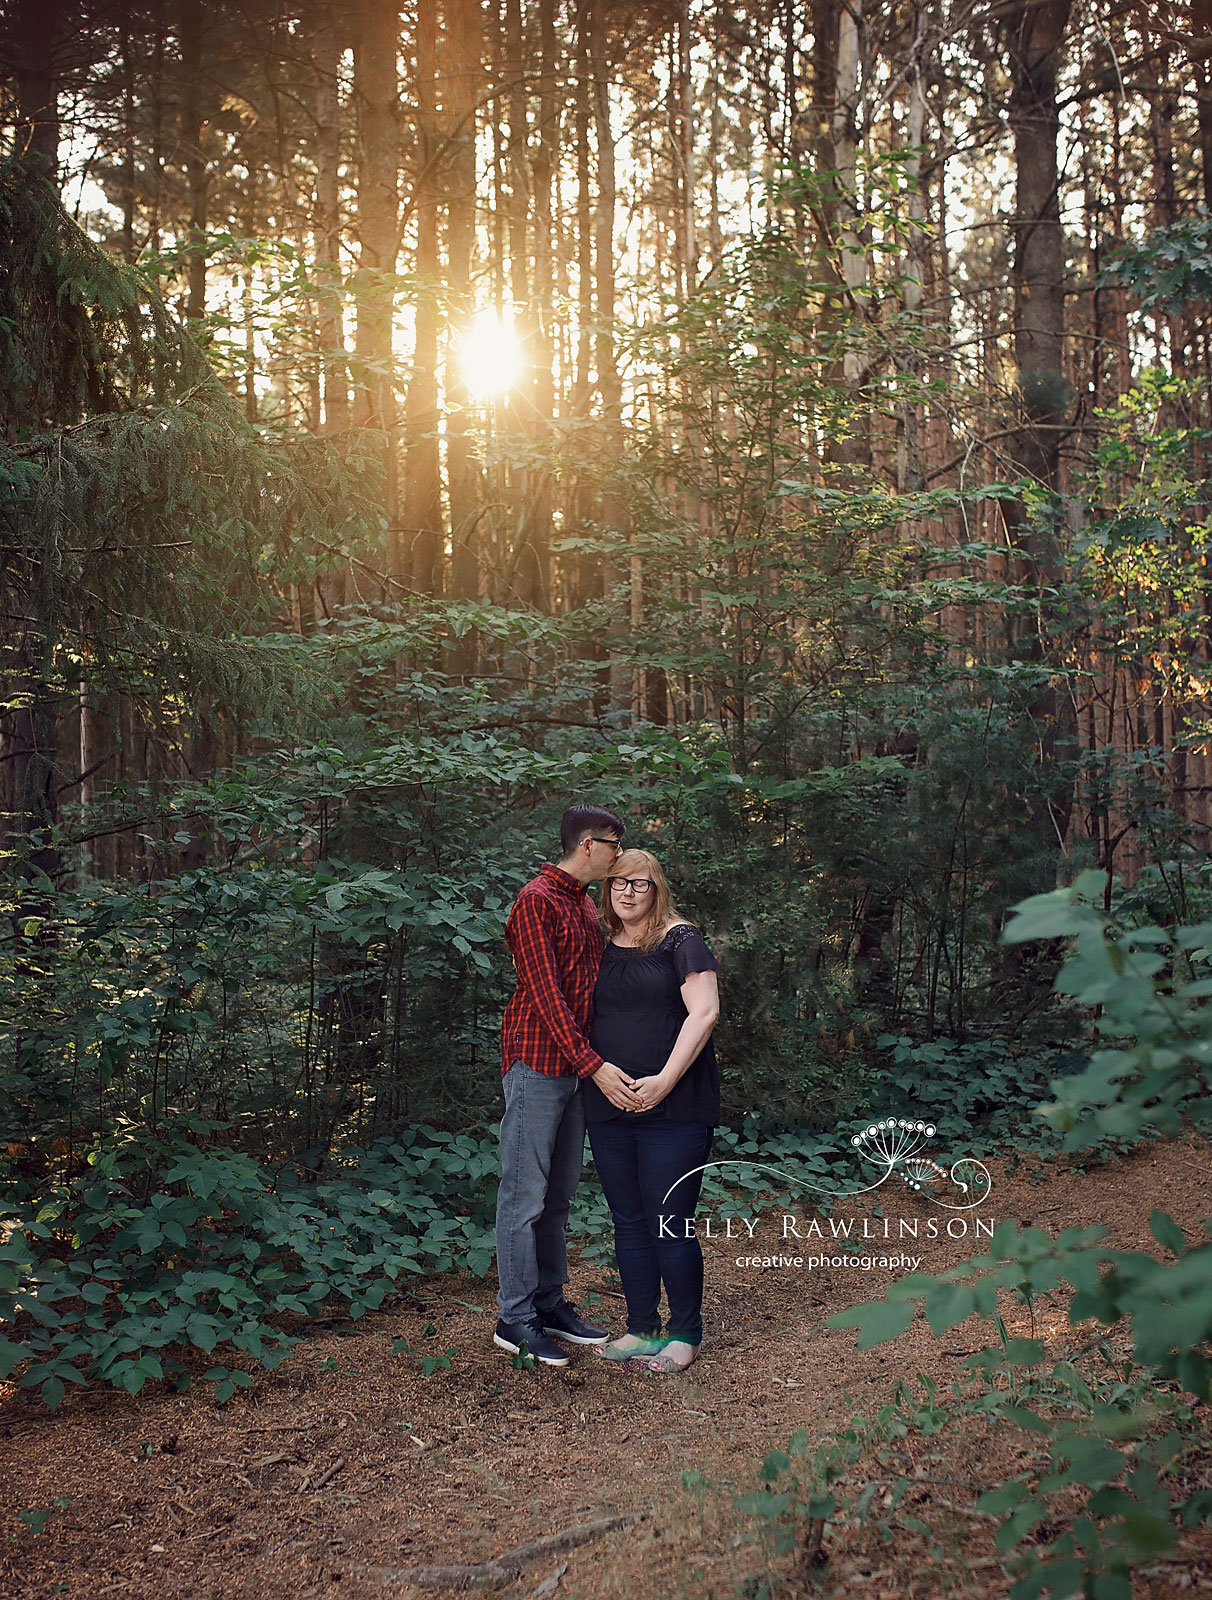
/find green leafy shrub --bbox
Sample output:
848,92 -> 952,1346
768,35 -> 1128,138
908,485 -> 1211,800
822,870 -> 1212,1596
0,1125 -> 497,1407
876,1033 -> 1083,1145
740,1351 -> 1208,1596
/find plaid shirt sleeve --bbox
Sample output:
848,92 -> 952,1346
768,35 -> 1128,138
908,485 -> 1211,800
506,892 -> 605,1078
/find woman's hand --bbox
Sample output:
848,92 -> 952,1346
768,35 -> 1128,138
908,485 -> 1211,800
630,1070 -> 674,1112
592,1060 -> 642,1111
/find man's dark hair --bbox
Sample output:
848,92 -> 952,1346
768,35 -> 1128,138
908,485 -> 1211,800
560,803 -> 625,857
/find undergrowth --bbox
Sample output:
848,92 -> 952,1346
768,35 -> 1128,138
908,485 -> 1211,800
0,1008 -> 1106,1411
738,1339 -> 1212,1600
744,872 -> 1212,1600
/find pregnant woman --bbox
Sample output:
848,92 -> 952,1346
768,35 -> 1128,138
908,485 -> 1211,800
581,848 -> 720,1372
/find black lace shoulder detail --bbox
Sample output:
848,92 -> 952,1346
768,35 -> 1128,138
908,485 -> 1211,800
663,922 -> 719,980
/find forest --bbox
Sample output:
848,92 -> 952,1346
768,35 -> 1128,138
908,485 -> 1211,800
2,0 -> 1212,1595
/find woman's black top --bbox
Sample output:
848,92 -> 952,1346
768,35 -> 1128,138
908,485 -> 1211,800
583,923 -> 719,1126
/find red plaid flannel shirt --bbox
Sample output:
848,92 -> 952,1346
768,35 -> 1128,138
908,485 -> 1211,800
500,864 -> 605,1078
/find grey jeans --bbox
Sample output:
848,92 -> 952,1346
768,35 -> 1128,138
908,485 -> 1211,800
495,1060 -> 586,1323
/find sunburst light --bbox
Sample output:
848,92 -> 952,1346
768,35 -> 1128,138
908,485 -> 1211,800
457,310 -> 523,397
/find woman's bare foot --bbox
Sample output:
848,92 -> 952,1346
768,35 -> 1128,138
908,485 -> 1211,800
598,1333 -> 666,1362
641,1339 -> 699,1372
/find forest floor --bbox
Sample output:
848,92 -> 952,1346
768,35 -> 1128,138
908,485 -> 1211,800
3,1133 -> 1212,1600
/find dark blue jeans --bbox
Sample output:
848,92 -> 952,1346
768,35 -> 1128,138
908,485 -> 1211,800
587,1116 -> 713,1345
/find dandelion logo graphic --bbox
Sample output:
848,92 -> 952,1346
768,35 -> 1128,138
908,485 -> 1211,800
849,1118 -> 991,1211
660,1111 -> 992,1211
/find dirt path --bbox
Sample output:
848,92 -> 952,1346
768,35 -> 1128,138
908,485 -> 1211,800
3,1134 -> 1212,1600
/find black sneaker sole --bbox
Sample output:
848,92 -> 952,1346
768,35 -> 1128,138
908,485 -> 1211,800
492,1331 -> 569,1367
542,1327 -> 609,1345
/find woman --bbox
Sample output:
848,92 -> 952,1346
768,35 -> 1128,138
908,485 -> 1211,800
581,848 -> 720,1372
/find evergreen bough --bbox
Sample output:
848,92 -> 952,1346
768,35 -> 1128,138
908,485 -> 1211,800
0,160 -> 371,868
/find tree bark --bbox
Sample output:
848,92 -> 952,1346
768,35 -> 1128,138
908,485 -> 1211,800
1003,0 -> 1076,877
11,0 -> 60,178
1006,0 -> 1072,502
444,0 -> 483,604
501,0 -> 546,607
1194,0 -> 1212,209
314,1 -> 350,436
896,0 -> 928,495
830,0 -> 865,389
351,0 -> 401,576
178,0 -> 210,322
528,0 -> 558,608
571,0 -> 600,616
404,0 -> 444,593
588,0 -> 627,707
120,26 -> 137,261
811,0 -> 869,475
678,1 -> 696,294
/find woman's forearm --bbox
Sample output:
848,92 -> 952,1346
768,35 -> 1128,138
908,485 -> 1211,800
658,1007 -> 718,1088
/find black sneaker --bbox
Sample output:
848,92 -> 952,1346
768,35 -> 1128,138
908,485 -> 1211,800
493,1317 -> 570,1367
539,1298 -> 609,1345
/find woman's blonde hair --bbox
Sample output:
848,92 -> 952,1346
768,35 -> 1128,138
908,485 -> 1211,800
602,848 -> 681,952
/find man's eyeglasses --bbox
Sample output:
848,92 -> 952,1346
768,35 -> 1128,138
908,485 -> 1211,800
612,876 -> 653,894
590,837 -> 623,851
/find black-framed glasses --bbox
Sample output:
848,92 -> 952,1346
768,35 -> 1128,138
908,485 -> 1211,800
612,876 -> 653,894
590,837 -> 623,851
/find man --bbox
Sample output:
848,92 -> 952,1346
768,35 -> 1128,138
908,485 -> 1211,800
494,803 -> 642,1366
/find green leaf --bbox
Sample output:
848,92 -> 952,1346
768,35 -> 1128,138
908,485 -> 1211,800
736,1491 -> 793,1518
825,1298 -> 914,1350
1002,883 -> 1105,943
977,1482 -> 1028,1515
0,1336 -> 29,1378
997,1405 -> 1053,1433
923,1283 -> 976,1334
1000,1339 -> 1045,1366
1149,1211 -> 1186,1255
188,1315 -> 221,1354
994,1499 -> 1046,1550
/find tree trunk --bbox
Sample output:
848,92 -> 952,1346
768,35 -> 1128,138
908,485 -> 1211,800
571,0 -> 600,616
404,0 -> 444,593
896,0 -> 928,495
120,27 -> 137,261
502,0 -> 545,607
1006,0 -> 1072,504
811,0 -> 870,475
1193,0 -> 1212,209
12,0 -> 60,178
503,0 -> 530,318
3,684 -> 61,896
678,2 -> 696,294
1004,0 -> 1076,877
314,1 -> 350,436
830,0 -> 865,391
444,0 -> 483,604
528,0 -> 558,608
351,0 -> 401,577
148,1 -> 166,252
179,0 -> 209,322
589,0 -> 628,707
